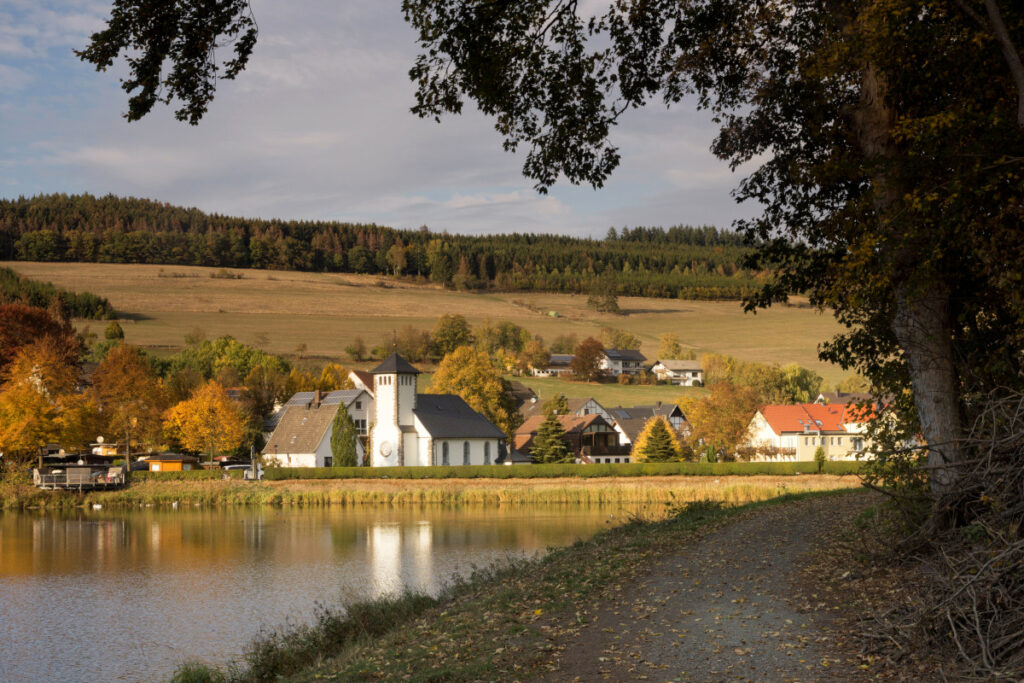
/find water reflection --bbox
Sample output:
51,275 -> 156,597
0,505 -> 625,682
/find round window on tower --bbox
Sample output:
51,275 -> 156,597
379,441 -> 393,456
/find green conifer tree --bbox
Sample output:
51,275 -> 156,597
532,412 -> 572,463
330,405 -> 359,467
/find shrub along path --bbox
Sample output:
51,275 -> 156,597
539,492 -> 879,681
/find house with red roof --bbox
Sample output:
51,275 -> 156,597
744,403 -> 871,461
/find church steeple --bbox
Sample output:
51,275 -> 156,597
370,353 -> 420,466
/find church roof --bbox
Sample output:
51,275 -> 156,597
370,353 -> 421,375
413,394 -> 506,439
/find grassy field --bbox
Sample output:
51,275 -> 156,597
4,261 -> 848,385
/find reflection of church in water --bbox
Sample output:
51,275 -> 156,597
368,521 -> 434,597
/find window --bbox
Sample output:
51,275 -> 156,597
837,437 -> 842,445
484,442 -> 490,465
820,437 -> 826,446
355,419 -> 367,435
804,437 -> 809,446
355,401 -> 361,410
463,441 -> 470,466
442,442 -> 449,466
324,457 -> 333,467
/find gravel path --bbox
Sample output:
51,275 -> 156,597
545,494 -> 873,682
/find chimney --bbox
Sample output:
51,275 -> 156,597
313,389 -> 321,408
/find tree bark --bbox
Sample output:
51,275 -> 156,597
853,62 -> 964,504
891,284 -> 962,499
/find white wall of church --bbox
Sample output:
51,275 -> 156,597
430,438 -> 498,466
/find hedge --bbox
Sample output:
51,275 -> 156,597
132,469 -> 245,481
261,460 -> 864,481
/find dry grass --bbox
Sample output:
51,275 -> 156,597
80,475 -> 859,508
3,261 -> 847,385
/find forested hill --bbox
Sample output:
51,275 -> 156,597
0,193 -> 760,300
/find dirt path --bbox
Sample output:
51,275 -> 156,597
543,493 -> 874,682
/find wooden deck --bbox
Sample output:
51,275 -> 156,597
33,466 -> 127,491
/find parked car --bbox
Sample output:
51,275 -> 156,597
223,463 -> 264,480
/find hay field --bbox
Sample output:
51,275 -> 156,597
4,261 -> 847,385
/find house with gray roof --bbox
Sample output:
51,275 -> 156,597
651,359 -> 704,386
600,348 -> 647,376
263,388 -> 373,467
369,353 -> 507,467
608,403 -> 689,447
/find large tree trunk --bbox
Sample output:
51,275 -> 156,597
891,284 -> 962,499
854,63 -> 964,507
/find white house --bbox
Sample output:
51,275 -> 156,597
599,348 -> 647,376
743,403 -> 872,461
651,359 -> 703,386
370,353 -> 506,467
263,389 -> 373,467
531,354 -> 575,377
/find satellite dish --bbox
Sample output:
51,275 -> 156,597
96,436 -> 104,444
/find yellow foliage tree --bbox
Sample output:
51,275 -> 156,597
163,381 -> 247,463
317,363 -> 354,392
631,416 -> 684,462
427,346 -> 521,438
92,343 -> 168,450
0,340 -> 99,466
678,382 -> 761,461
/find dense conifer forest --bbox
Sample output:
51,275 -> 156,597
0,194 -> 760,300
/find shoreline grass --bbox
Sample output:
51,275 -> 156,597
1,475 -> 860,511
169,489 -> 861,682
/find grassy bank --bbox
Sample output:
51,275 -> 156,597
170,490 -> 859,682
3,475 -> 860,510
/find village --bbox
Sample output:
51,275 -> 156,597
22,323 -> 876,491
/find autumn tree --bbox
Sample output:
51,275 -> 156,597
0,340 -> 98,467
92,343 -> 168,450
586,271 -> 620,314
330,405 -> 359,467
0,304 -> 79,373
163,381 -> 247,463
600,327 -> 640,351
632,417 -> 684,463
658,334 -> 693,360
427,347 -> 521,438
679,383 -> 760,462
516,338 -> 549,375
317,363 -> 354,392
431,314 -> 474,357
243,364 -> 287,417
531,413 -> 572,464
345,336 -> 367,362
571,337 -> 605,382
285,367 -> 316,396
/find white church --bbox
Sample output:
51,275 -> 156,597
370,353 -> 507,467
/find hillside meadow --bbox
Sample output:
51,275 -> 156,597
4,261 -> 848,386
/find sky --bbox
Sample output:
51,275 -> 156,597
0,1 -> 761,238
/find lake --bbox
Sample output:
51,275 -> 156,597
0,504 -> 629,682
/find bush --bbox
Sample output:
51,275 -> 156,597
260,461 -> 865,481
132,469 -> 244,481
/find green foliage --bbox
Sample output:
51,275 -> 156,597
531,413 -> 573,463
814,446 -> 826,473
132,470 -> 244,481
701,353 -> 823,404
330,405 -> 359,468
0,195 -> 758,302
104,320 -> 124,340
541,393 -> 568,416
431,314 -> 473,356
600,327 -> 641,350
261,461 -> 863,480
0,266 -> 114,319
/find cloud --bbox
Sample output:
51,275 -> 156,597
1,0 -> 754,238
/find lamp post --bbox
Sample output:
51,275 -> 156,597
125,417 -> 137,481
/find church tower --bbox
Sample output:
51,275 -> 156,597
369,353 -> 420,467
